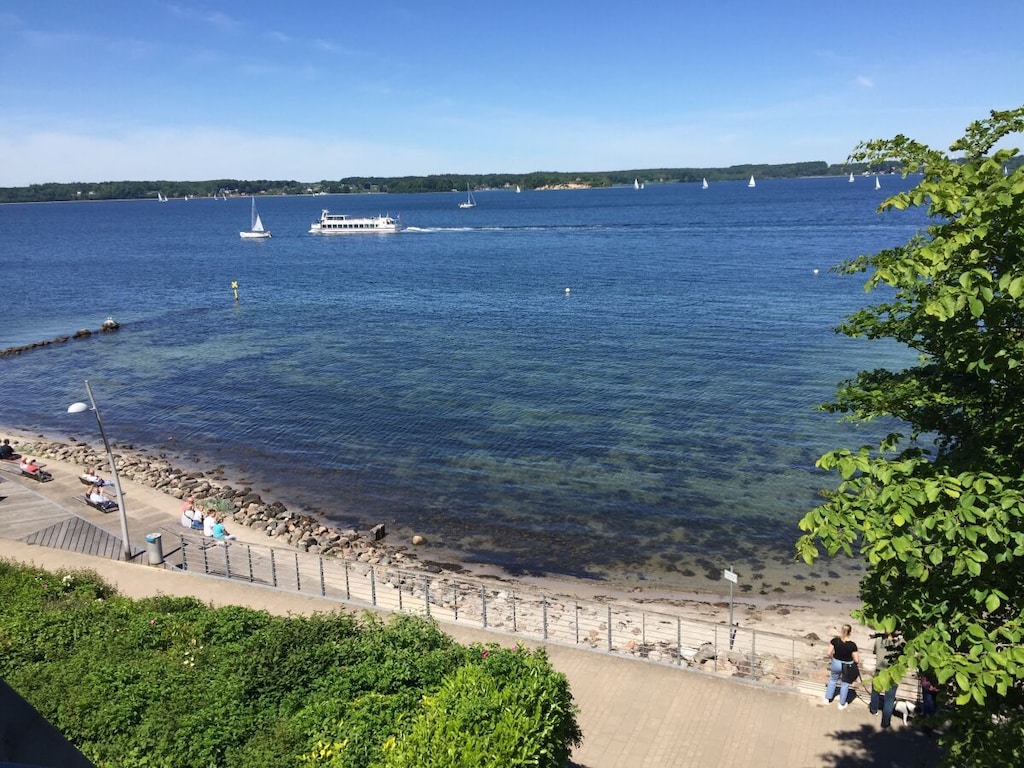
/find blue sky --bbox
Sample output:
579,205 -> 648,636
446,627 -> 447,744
1,1 -> 1022,185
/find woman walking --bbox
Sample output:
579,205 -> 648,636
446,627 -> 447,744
824,623 -> 861,709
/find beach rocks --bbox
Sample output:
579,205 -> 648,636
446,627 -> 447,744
0,318 -> 121,358
692,642 -> 717,665
14,436 -> 413,568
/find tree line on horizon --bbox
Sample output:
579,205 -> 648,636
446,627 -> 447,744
0,158 -> 967,204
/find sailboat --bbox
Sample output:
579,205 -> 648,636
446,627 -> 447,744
634,178 -> 640,190
157,192 -> 167,202
239,196 -> 271,239
516,184 -> 521,193
702,178 -> 708,190
848,172 -> 855,183
458,184 -> 476,209
874,175 -> 881,191
748,175 -> 756,188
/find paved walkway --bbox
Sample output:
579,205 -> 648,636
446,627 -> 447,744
0,462 -> 942,767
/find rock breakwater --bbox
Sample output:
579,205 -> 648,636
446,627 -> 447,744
12,435 -> 419,570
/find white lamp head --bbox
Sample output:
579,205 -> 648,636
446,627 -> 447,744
67,402 -> 89,414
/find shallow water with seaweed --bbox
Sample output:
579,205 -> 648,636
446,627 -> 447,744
0,178 -> 924,594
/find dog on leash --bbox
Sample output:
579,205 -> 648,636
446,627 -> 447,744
893,699 -> 919,725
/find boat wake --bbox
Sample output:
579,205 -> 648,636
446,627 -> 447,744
402,223 -> 656,234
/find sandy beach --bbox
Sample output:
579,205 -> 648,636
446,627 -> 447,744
1,424 -> 868,650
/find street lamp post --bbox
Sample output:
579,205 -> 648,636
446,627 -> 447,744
68,380 -> 132,561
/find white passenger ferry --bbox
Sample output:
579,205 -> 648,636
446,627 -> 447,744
309,209 -> 401,234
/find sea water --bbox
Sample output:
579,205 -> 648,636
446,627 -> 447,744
0,177 -> 926,593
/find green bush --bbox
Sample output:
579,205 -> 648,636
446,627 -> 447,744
0,559 -> 582,767
380,645 -> 582,768
197,497 -> 235,514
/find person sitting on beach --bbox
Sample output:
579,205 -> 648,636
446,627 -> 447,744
20,457 -> 41,475
0,439 -> 14,460
203,510 -> 218,537
88,488 -> 118,511
211,515 -> 237,542
180,498 -> 204,531
81,467 -> 112,486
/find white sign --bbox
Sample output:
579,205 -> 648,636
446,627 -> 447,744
723,569 -> 738,584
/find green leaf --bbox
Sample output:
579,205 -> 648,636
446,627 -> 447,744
1006,275 -> 1024,298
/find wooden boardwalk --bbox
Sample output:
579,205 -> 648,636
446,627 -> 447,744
0,466 -> 137,560
23,515 -> 124,559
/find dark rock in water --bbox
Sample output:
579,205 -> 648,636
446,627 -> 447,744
1,317 -> 122,357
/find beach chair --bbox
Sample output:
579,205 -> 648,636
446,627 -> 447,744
79,475 -> 112,487
80,492 -> 118,513
21,466 -> 53,482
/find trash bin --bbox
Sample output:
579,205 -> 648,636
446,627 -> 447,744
144,533 -> 164,566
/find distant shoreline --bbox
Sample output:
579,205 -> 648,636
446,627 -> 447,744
0,159 -> 892,204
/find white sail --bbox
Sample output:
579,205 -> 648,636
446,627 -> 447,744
702,178 -> 708,189
848,172 -> 855,183
748,175 -> 756,188
875,175 -> 881,190
240,196 -> 271,238
634,178 -> 640,190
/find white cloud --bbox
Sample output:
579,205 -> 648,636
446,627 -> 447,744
165,4 -> 242,34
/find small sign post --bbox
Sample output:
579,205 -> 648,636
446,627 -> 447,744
724,567 -> 738,649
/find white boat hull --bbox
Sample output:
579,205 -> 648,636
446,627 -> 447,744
239,231 -> 272,239
310,209 -> 401,234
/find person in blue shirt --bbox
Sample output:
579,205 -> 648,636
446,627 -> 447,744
211,515 -> 237,541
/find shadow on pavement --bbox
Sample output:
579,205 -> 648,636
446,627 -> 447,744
820,722 -> 943,767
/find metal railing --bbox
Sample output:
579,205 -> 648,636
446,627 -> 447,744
162,531 -> 842,691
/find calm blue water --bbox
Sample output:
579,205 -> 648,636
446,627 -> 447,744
0,178 -> 925,590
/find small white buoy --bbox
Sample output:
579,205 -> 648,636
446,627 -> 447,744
812,269 -> 819,275
565,287 -> 571,295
